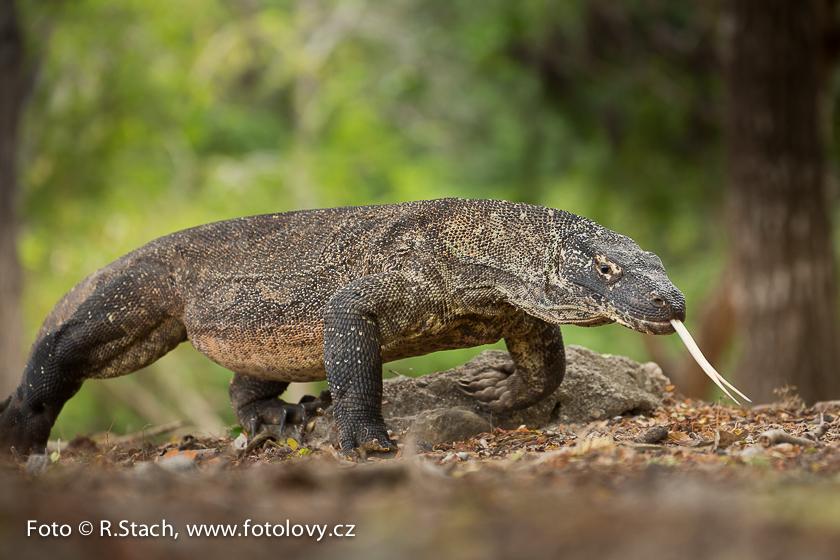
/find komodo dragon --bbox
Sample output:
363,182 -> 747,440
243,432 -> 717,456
0,198 -> 687,459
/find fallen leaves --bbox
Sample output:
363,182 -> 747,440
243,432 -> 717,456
4,397 -> 839,484
4,397 -> 840,560
415,398 -> 840,479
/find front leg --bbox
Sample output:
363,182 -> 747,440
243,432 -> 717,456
324,273 -> 425,455
458,313 -> 565,412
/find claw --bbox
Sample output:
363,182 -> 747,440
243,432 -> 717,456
299,390 -> 332,410
274,407 -> 290,437
240,391 -> 331,451
249,416 -> 259,441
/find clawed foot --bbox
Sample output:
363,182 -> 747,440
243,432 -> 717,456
457,362 -> 515,412
337,421 -> 398,458
242,390 -> 331,452
0,391 -> 54,458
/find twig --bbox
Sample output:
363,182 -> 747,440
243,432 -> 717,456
803,413 -> 831,441
243,430 -> 284,455
111,420 -> 190,444
757,430 -> 818,447
105,417 -> 116,450
758,415 -> 832,447
140,423 -> 152,461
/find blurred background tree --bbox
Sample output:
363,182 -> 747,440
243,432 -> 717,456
2,0 -> 838,439
725,0 -> 840,404
0,0 -> 28,398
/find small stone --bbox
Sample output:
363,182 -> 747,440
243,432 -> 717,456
406,409 -> 492,447
24,454 -> 50,476
231,433 -> 248,451
633,425 -> 669,444
414,439 -> 434,453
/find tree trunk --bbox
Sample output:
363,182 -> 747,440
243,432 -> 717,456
725,0 -> 840,404
0,0 -> 25,397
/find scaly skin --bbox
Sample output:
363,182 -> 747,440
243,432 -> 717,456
0,198 -> 685,457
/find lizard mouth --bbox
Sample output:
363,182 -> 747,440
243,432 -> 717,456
614,315 -> 678,335
614,290 -> 686,335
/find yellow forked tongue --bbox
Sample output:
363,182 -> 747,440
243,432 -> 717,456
669,319 -> 751,405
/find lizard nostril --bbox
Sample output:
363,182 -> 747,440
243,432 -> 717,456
652,296 -> 666,308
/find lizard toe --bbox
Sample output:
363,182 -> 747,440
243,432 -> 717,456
298,389 -> 332,409
239,398 -> 327,442
338,423 -> 397,457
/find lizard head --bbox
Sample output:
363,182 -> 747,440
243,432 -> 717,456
544,223 -> 686,335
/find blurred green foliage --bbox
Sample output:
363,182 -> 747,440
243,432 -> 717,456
17,0 -> 728,438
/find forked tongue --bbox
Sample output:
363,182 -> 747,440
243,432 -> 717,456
669,319 -> 751,405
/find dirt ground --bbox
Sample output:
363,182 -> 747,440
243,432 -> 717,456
3,394 -> 840,560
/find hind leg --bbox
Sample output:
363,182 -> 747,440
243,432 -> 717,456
458,314 -> 565,412
0,271 -> 187,457
229,373 -> 330,441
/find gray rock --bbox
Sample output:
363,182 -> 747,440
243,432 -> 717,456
404,409 -> 492,446
305,345 -> 669,446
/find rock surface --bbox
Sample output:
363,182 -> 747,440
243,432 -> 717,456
404,409 -> 492,447
306,345 -> 670,447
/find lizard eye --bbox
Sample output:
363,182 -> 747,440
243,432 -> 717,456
594,255 -> 621,280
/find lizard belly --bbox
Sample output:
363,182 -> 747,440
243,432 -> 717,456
188,327 -> 328,382
182,276 -> 332,381
190,314 -> 506,379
